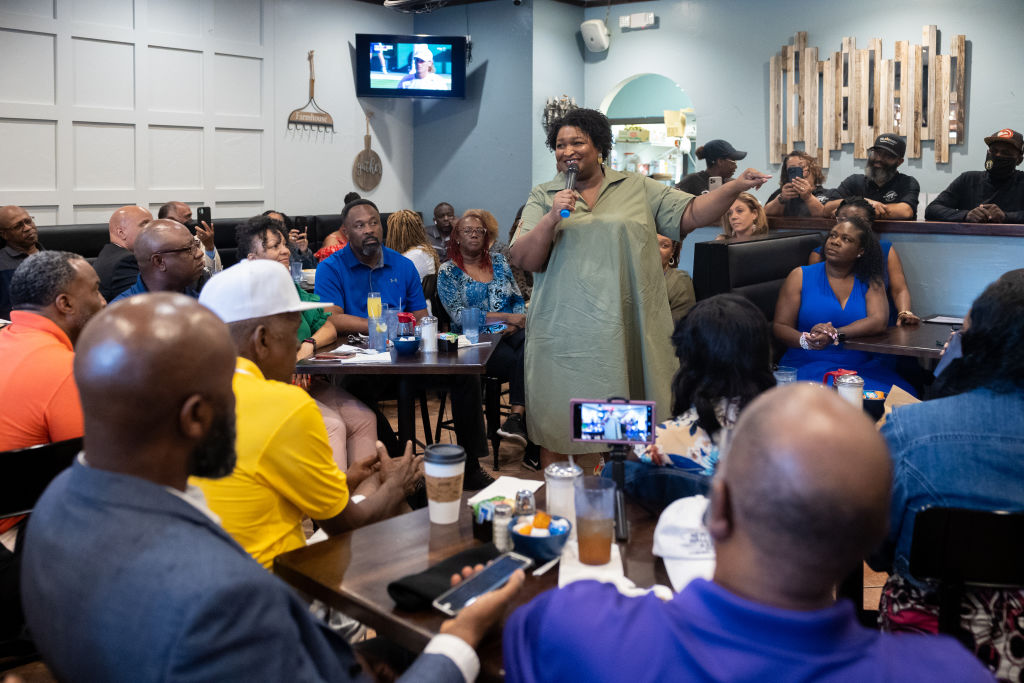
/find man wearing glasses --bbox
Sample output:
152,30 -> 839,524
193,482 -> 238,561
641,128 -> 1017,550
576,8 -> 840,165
0,205 -> 42,270
111,220 -> 205,303
0,205 -> 43,318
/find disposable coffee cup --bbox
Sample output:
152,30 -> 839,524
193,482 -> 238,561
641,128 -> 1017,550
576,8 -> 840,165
424,444 -> 467,524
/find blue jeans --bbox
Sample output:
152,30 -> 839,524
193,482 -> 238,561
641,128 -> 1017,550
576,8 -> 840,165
602,461 -> 711,513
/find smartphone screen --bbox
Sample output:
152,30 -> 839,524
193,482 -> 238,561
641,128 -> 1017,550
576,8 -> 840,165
570,399 -> 656,445
432,553 -> 533,616
786,166 -> 804,181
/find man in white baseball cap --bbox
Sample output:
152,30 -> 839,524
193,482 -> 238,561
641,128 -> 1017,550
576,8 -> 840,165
196,259 -> 423,570
398,43 -> 450,91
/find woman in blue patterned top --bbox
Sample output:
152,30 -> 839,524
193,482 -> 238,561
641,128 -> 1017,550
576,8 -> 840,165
438,209 -> 528,445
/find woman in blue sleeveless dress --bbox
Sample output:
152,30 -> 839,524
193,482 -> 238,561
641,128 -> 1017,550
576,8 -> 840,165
810,197 -> 921,327
774,217 -> 915,394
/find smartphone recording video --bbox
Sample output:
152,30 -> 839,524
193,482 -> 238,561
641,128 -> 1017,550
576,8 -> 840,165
570,399 -> 656,445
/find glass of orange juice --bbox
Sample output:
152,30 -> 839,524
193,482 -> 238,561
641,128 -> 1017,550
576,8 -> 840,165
367,291 -> 382,319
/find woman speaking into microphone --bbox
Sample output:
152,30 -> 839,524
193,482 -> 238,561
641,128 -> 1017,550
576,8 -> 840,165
510,108 -> 770,467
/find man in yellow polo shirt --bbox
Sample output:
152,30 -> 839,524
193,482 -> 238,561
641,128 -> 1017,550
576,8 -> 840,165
196,259 -> 421,569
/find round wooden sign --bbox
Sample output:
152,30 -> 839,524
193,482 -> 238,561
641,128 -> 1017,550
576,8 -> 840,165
353,134 -> 382,191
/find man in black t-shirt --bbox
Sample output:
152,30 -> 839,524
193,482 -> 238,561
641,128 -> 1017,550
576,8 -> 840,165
824,133 -> 920,220
925,128 -> 1024,224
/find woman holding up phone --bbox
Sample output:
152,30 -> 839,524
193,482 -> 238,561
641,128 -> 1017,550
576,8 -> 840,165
764,151 -> 832,218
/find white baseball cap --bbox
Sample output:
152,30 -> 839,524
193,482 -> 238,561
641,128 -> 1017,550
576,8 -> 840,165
199,259 -> 331,324
652,495 -> 716,592
413,44 -> 434,62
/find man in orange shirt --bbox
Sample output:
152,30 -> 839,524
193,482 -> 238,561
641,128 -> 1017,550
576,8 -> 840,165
0,250 -> 105,648
0,251 -> 106,451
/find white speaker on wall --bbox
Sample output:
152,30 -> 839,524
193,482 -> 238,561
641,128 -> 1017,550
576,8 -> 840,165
581,19 -> 611,53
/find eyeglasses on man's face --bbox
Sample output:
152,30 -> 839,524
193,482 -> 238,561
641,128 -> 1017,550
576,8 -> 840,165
153,235 -> 203,256
2,215 -> 35,232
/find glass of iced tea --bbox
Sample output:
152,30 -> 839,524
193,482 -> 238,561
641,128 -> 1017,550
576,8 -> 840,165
573,476 -> 616,565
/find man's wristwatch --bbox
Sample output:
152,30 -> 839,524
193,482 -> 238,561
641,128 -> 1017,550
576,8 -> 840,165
302,338 -> 316,351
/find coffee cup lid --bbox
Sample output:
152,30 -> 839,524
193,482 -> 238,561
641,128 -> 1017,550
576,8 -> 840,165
424,444 -> 466,464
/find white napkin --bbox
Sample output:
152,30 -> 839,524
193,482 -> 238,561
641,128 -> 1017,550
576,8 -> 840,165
338,351 -> 391,364
466,476 -> 544,507
558,540 -> 674,601
457,335 -> 491,348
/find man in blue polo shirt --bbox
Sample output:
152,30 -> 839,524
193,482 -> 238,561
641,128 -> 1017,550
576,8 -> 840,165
315,199 -> 494,490
315,199 -> 427,333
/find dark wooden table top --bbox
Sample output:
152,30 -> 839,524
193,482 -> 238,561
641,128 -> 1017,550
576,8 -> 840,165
273,487 -> 668,680
842,321 -> 958,359
294,334 -> 499,376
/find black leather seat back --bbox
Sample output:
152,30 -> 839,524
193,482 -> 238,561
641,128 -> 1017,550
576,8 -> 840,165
693,231 -> 824,321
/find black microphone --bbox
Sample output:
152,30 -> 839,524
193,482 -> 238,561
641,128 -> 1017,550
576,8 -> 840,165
559,162 -> 579,218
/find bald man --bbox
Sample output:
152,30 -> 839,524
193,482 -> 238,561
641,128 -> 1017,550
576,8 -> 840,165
21,293 -> 521,682
110,219 -> 204,303
158,201 -> 222,274
503,385 -> 993,682
0,205 -> 42,272
93,205 -> 152,301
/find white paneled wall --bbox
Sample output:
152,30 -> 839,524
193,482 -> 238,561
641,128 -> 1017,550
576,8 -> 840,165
0,0 -> 274,224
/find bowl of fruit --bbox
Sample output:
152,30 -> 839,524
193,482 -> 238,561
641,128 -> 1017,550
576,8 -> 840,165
509,510 -> 571,562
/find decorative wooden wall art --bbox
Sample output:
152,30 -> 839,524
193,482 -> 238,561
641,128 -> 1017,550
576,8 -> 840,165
769,26 -> 967,168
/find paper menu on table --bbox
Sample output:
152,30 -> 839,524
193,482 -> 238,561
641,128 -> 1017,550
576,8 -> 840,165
466,476 -> 544,507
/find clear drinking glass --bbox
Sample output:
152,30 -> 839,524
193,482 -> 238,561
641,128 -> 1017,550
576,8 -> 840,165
574,476 -> 616,565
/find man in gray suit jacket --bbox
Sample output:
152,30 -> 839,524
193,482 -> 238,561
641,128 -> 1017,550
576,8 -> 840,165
20,292 -> 521,682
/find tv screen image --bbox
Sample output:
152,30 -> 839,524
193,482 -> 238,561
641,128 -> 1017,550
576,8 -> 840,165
356,34 -> 466,99
371,42 -> 452,91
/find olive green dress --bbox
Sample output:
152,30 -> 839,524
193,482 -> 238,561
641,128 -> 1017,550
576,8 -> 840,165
514,168 -> 693,453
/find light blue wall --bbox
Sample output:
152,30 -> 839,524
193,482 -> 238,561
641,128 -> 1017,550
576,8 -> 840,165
583,0 -> 1024,195
581,0 -> 1024,315
531,0 -> 585,188
409,0 -> 1023,313
412,4 -> 535,241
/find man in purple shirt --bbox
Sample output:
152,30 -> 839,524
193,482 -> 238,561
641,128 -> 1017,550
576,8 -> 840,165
503,384 -> 993,682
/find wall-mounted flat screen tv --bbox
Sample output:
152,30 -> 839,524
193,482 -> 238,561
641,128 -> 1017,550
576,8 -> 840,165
355,34 -> 467,99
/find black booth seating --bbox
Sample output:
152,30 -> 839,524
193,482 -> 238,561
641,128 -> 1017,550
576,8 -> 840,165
691,230 -> 824,322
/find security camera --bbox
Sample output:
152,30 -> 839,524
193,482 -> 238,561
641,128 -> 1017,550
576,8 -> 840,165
513,0 -> 521,5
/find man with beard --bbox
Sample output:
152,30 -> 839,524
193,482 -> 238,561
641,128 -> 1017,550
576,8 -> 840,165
313,199 -> 495,489
825,134 -> 920,220
195,259 -> 422,569
20,293 -> 517,682
426,201 -> 456,259
925,128 -> 1024,223
314,198 -> 427,334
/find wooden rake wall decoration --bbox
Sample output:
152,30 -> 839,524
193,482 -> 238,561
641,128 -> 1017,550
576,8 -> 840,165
288,50 -> 335,132
769,26 -> 967,167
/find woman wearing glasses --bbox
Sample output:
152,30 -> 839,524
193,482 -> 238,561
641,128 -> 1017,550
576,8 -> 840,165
437,209 -> 529,445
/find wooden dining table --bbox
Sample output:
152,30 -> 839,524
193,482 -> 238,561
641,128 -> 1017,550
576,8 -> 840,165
842,321 -> 958,360
293,334 -> 500,454
273,487 -> 669,680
